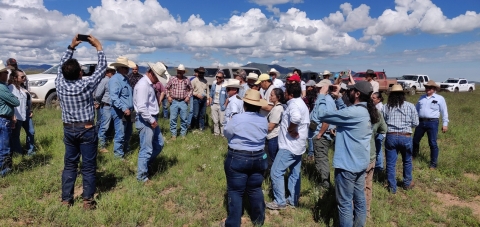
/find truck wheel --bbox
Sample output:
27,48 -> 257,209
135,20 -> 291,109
454,88 -> 459,93
409,87 -> 416,95
45,92 -> 60,109
469,87 -> 473,92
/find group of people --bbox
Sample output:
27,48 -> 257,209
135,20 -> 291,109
0,35 -> 449,227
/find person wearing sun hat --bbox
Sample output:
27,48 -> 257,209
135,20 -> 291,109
94,63 -> 116,153
0,60 -> 19,177
413,80 -> 448,170
269,68 -> 284,89
222,89 -> 268,227
256,73 -> 274,116
133,61 -> 167,184
222,79 -> 244,127
246,72 -> 259,91
191,67 -> 209,131
109,56 -> 136,159
166,64 -> 192,140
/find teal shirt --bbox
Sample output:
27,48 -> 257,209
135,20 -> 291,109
0,82 -> 20,117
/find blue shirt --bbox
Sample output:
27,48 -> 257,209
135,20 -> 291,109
223,95 -> 244,126
238,83 -> 249,98
109,72 -> 133,112
416,93 -> 449,127
311,94 -> 336,140
316,95 -> 371,173
94,76 -> 110,104
133,76 -> 159,123
382,102 -> 419,133
55,49 -> 107,123
224,112 -> 268,151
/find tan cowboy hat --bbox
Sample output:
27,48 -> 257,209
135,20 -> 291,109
390,84 -> 404,92
110,56 -> 136,68
246,72 -> 258,81
315,79 -> 332,87
424,80 -> 439,88
269,68 -> 280,77
222,79 -> 244,89
323,70 -> 332,76
147,62 -> 167,80
0,60 -> 13,73
107,63 -> 116,71
243,89 -> 268,107
176,64 -> 188,73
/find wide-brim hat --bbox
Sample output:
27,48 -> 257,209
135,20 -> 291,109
176,64 -> 188,73
194,67 -> 205,73
110,56 -> 136,68
424,80 -> 439,88
246,72 -> 258,80
390,84 -> 404,92
243,89 -> 268,107
315,79 -> 332,87
147,62 -> 167,79
323,70 -> 332,76
222,79 -> 244,89
0,60 -> 13,73
107,63 -> 116,71
269,68 -> 280,77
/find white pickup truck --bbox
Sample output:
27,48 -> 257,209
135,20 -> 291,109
28,61 -> 98,108
396,74 -> 430,95
439,78 -> 475,92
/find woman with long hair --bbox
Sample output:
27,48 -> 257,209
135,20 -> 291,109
8,70 -> 35,155
371,92 -> 385,172
266,88 -> 285,165
303,80 -> 317,161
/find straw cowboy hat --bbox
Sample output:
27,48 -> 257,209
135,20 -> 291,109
110,56 -> 136,68
243,89 -> 268,107
246,72 -> 258,81
269,68 -> 280,77
424,80 -> 440,88
323,70 -> 332,76
176,64 -> 188,73
222,79 -> 244,89
315,79 -> 332,88
0,60 -> 13,73
147,62 -> 167,80
390,84 -> 404,92
107,63 -> 116,71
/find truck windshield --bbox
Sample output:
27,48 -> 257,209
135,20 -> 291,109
400,75 -> 418,80
353,73 -> 366,78
444,79 -> 459,83
205,68 -> 219,77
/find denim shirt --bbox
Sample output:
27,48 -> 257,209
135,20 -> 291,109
223,95 -> 244,127
210,83 -> 227,111
94,76 -> 110,104
311,93 -> 336,140
109,73 -> 133,112
224,112 -> 268,151
316,94 -> 371,173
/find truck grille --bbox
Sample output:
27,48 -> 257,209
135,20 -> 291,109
440,85 -> 449,88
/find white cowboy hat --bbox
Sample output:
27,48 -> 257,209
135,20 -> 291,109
147,62 -> 167,80
243,89 -> 268,107
107,63 -> 116,71
222,79 -> 244,89
176,64 -> 187,73
269,68 -> 280,77
246,72 -> 259,81
323,70 -> 332,76
110,56 -> 136,68
390,84 -> 404,92
315,79 -> 332,87
0,60 -> 13,73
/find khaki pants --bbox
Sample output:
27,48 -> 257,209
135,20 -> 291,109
364,160 -> 375,216
210,104 -> 224,135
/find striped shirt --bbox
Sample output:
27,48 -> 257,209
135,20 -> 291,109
55,49 -> 107,123
382,102 -> 419,133
166,76 -> 192,100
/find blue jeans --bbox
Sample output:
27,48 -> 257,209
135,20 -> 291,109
192,96 -> 207,130
162,98 -> 169,118
224,149 -> 268,227
307,129 -> 314,156
188,96 -> 193,126
11,116 -> 35,155
385,134 -> 413,193
266,136 -> 279,164
374,133 -> 385,171
270,149 -> 302,206
169,100 -> 188,136
334,168 -> 367,227
98,105 -> 112,149
0,118 -> 12,176
136,115 -> 164,182
61,125 -> 97,201
111,107 -> 133,158
413,120 -> 439,168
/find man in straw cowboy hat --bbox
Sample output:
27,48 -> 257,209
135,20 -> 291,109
133,62 -> 167,184
191,67 -> 209,131
109,56 -> 136,159
95,63 -> 116,153
222,89 -> 268,226
382,84 -> 418,194
269,68 -> 284,89
412,80 -> 448,170
267,82 -> 309,210
166,64 -> 192,140
0,60 -> 19,177
56,34 -> 106,209
222,79 -> 244,128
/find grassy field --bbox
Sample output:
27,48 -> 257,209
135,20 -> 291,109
1,90 -> 479,227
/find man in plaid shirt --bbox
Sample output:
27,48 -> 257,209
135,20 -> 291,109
55,35 -> 106,210
166,64 -> 192,139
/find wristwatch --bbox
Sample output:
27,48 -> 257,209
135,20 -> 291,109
67,45 -> 76,51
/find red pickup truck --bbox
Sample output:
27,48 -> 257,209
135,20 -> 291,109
342,71 -> 397,92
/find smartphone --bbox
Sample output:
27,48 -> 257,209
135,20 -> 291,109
77,34 -> 90,42
329,85 -> 337,92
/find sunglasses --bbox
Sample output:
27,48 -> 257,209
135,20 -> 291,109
216,76 -> 224,79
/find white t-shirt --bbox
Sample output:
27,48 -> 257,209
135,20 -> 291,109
370,80 -> 379,93
272,78 -> 284,89
301,81 -> 306,91
214,82 -> 223,104
260,85 -> 275,116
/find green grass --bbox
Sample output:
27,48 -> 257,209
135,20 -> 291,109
1,90 -> 479,226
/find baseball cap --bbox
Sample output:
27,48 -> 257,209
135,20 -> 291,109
287,74 -> 301,82
315,79 -> 332,88
347,81 -> 373,95
254,73 -> 270,84
305,80 -> 316,87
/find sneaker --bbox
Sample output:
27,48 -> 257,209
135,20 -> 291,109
266,201 -> 286,210
61,200 -> 73,207
403,181 -> 415,190
99,148 -> 109,153
286,199 -> 296,209
83,199 -> 96,210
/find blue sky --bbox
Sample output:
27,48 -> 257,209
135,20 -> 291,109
2,0 -> 480,81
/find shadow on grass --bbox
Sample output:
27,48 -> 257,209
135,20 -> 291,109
149,155 -> 179,178
12,153 -> 53,174
96,171 -> 123,194
312,186 -> 338,226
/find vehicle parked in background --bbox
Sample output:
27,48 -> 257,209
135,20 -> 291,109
204,67 -> 262,85
342,71 -> 397,92
28,61 -> 98,108
302,71 -> 320,83
439,78 -> 475,92
396,74 -> 430,95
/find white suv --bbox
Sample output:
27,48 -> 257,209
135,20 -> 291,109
28,61 -> 98,107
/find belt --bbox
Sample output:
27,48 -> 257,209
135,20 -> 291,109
228,147 -> 263,155
63,121 -> 94,128
419,118 -> 438,122
0,115 -> 11,119
387,132 -> 411,137
173,98 -> 184,101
